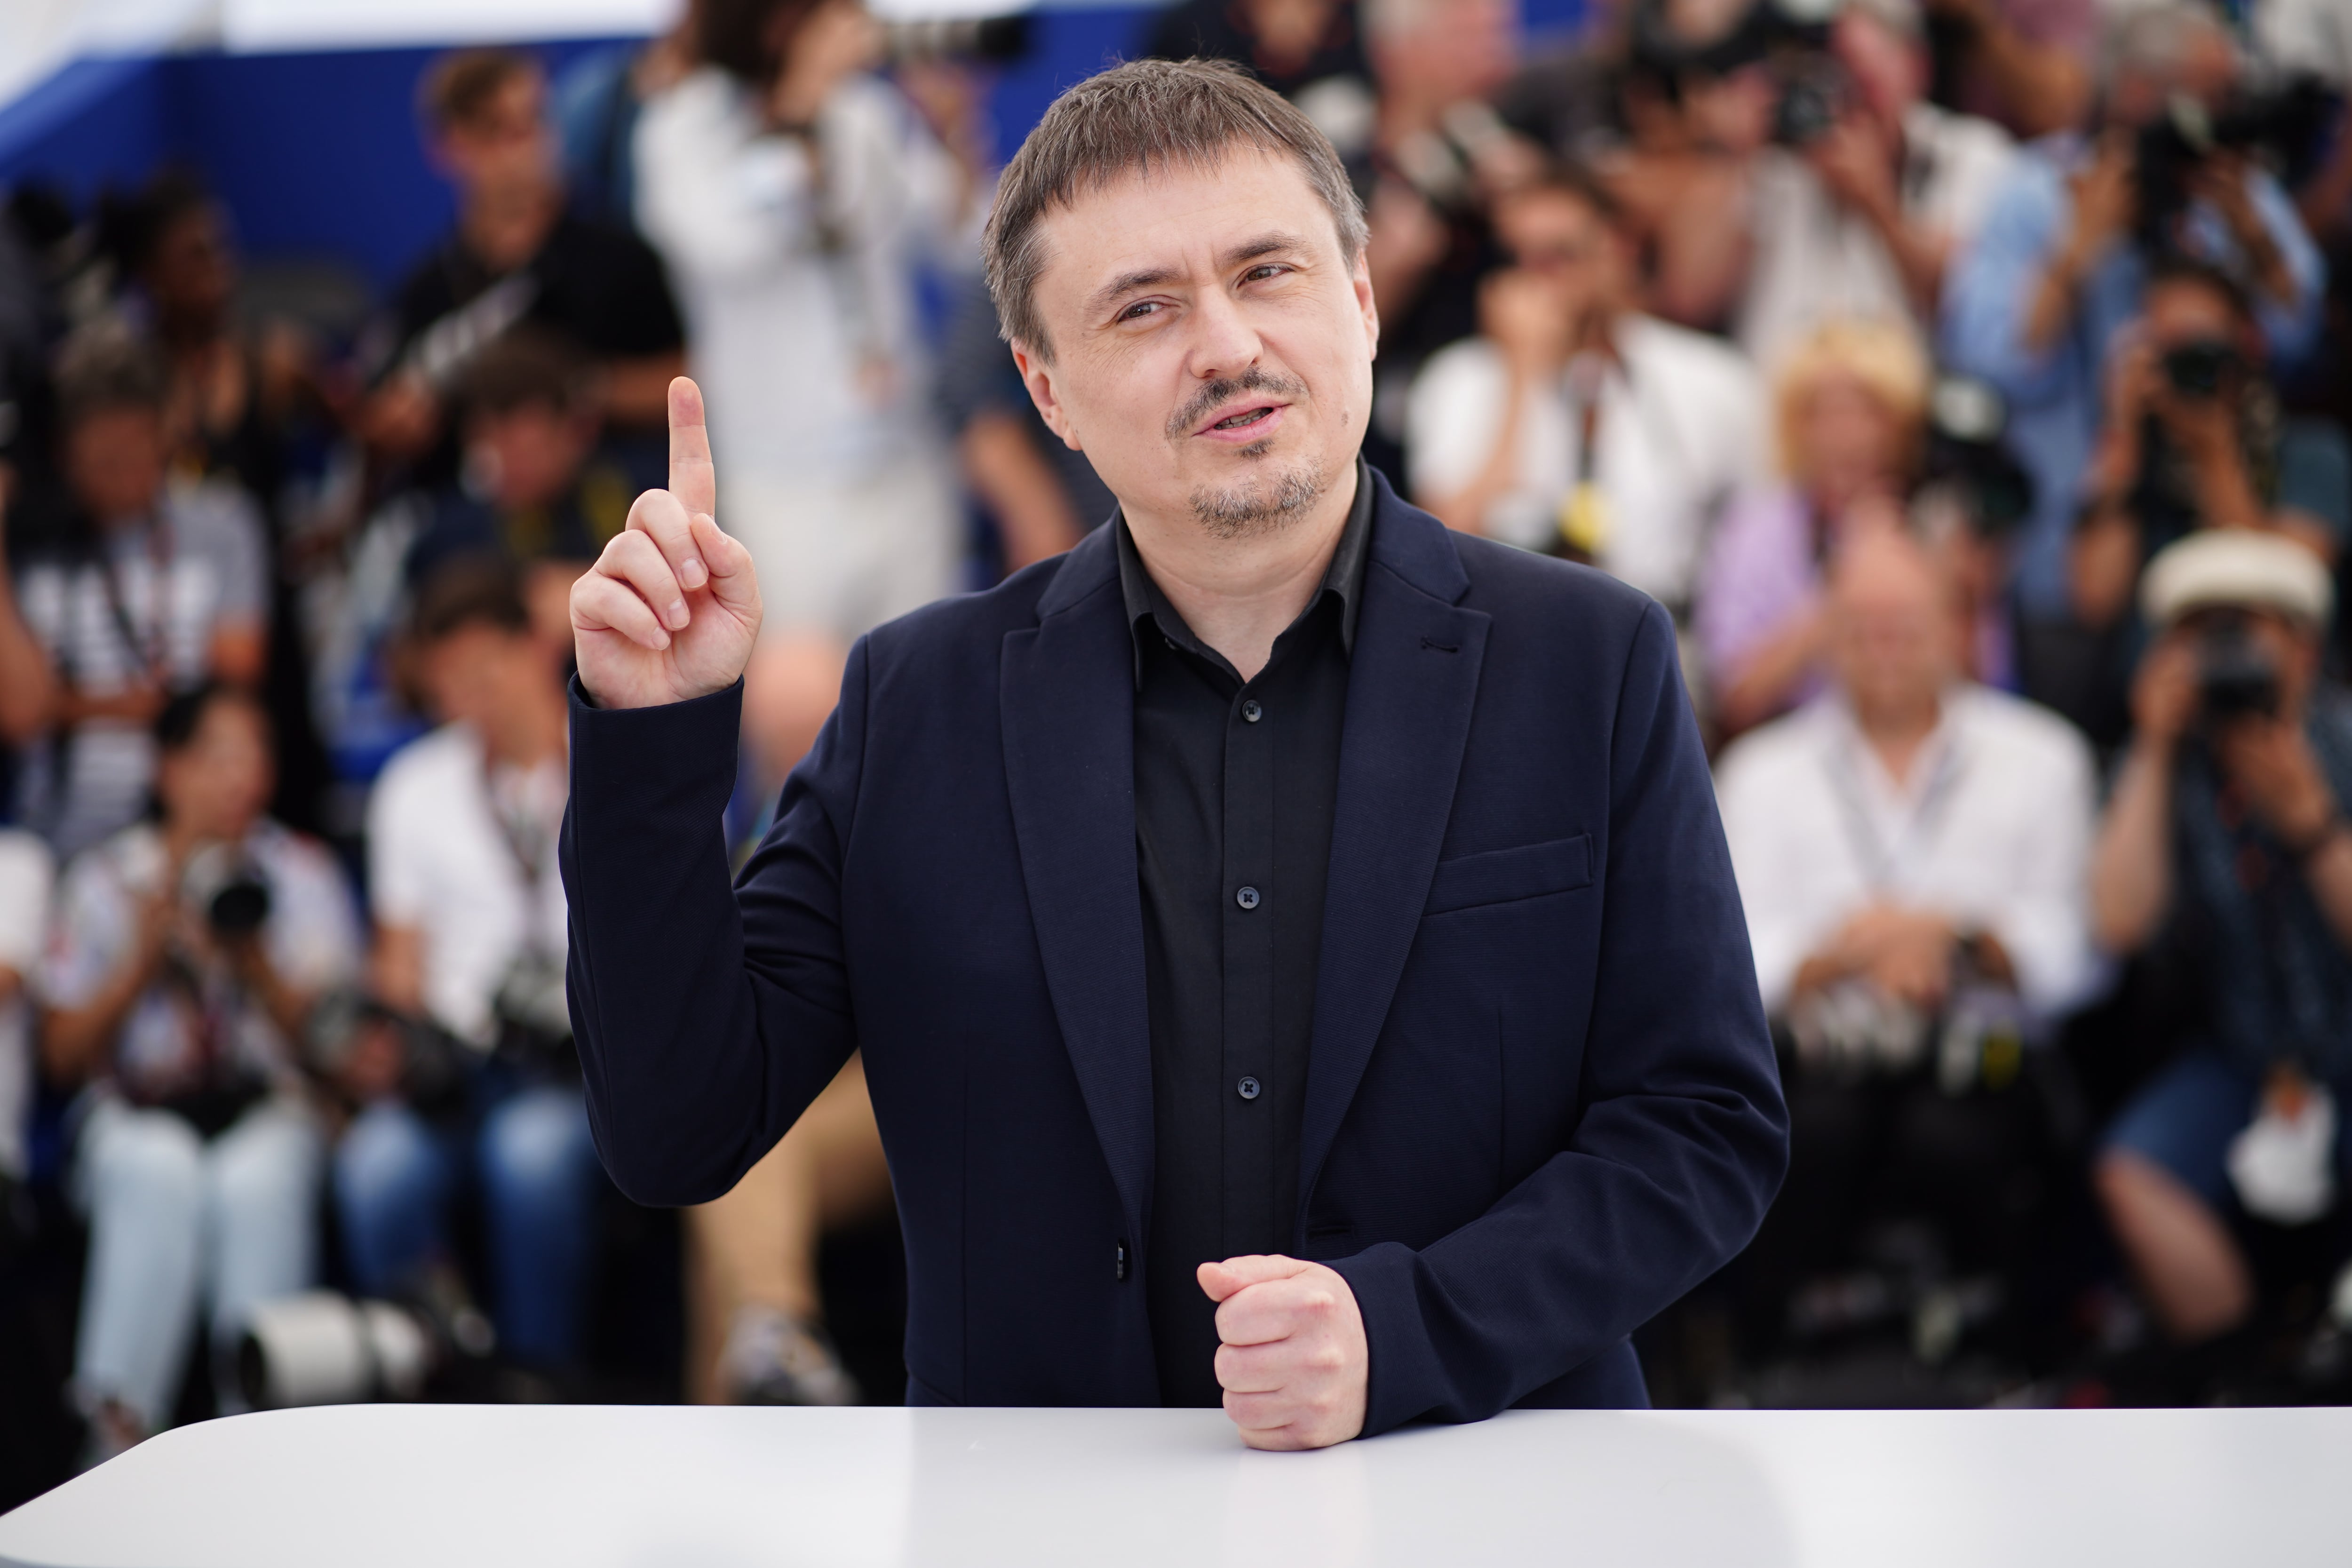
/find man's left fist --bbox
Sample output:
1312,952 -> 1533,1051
1197,1255 -> 1367,1450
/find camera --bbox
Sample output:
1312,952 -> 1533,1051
492,951 -> 575,1070
1911,375 -> 2034,542
179,844 -> 273,939
1772,55 -> 1851,147
2134,82 -> 2336,255
2195,609 -> 2282,724
238,1272 -> 496,1409
878,13 -> 1031,66
2160,339 -> 2240,401
303,988 -> 467,1111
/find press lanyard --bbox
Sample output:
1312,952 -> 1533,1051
1556,352 -> 1611,557
92,519 -> 176,689
483,753 -> 563,960
1821,717 -> 1966,895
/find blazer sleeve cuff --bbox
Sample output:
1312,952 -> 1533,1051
567,674 -> 745,807
1327,1241 -> 1448,1437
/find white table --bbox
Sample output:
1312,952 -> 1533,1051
1,1403 -> 2345,1567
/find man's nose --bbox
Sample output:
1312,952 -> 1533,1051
1184,287 -> 1264,384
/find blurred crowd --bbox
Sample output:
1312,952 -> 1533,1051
1,0 -> 2350,1491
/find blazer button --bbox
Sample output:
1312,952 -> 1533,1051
1241,699 -> 1263,723
1235,886 -> 1261,910
1115,1240 -> 1130,1281
1237,1076 -> 1262,1100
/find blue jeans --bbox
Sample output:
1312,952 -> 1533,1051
72,1098 -> 321,1428
334,1074 -> 603,1368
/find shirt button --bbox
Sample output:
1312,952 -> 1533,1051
1235,885 -> 1261,910
1241,699 -> 1263,723
1237,1076 -> 1262,1101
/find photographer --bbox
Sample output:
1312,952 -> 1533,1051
2073,259 -> 2350,633
403,329 -> 638,644
2090,531 -> 2352,1349
1405,161 -> 1765,617
2,327 -> 269,859
1735,0 -> 2017,368
40,685 -> 359,1459
337,560 -> 603,1394
1941,1 -> 2325,624
1353,0 -> 1533,481
1719,525 -> 2097,1347
359,49 -> 687,489
631,0 -> 982,641
1695,316 -> 1931,734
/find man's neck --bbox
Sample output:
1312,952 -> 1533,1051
1856,690 -> 1944,786
1126,462 -> 1359,683
461,184 -> 560,274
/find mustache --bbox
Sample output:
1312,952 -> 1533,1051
1166,368 -> 1307,440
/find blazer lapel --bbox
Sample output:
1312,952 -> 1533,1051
1000,530 -> 1155,1249
1298,486 -> 1490,1216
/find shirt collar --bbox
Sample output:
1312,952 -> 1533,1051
1114,457 -> 1374,688
1828,684 -> 1972,804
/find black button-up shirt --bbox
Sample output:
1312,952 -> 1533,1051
1117,462 -> 1372,1407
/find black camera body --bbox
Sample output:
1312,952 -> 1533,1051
2160,339 -> 2241,401
2135,83 -> 2335,255
1772,55 -> 1851,147
2196,610 -> 2283,724
179,844 -> 274,939
1914,376 -> 2034,541
207,875 -> 272,938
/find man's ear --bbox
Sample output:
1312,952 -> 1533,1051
1010,340 -> 1084,453
1353,248 -> 1381,364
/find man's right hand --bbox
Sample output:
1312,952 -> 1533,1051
572,378 -> 762,709
2130,632 -> 2200,756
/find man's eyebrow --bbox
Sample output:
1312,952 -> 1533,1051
1221,231 -> 1311,268
1088,266 -> 1180,317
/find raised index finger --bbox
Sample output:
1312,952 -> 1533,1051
669,376 -> 716,521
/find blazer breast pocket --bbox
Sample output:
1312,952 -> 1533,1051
1423,834 -> 1595,915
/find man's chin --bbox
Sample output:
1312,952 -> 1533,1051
1186,450 -> 1329,539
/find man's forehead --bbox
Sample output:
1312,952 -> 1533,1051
1031,150 -> 1335,288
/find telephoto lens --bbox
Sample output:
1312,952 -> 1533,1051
879,13 -> 1030,65
238,1294 -> 436,1409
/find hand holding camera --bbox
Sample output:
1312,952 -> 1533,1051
2217,715 -> 2339,856
1478,267 -> 1577,381
1804,111 -> 1898,227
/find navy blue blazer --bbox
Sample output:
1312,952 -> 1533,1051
562,472 -> 1787,1432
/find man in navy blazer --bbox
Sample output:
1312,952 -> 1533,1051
563,60 -> 1785,1449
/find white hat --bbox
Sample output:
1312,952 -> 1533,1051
2140,529 -> 2335,629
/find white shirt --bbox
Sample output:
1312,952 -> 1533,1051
634,70 -> 969,492
1737,102 -> 2016,370
368,724 -> 568,1050
1405,313 -> 1767,607
11,482 -> 269,858
1715,684 -> 2100,1020
0,832 -> 54,1178
42,820 -> 360,1104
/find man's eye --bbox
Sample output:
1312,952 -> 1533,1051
1117,301 -> 1162,322
1244,264 -> 1291,283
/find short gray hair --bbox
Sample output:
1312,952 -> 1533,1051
982,58 -> 1369,359
2102,0 -> 2233,93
